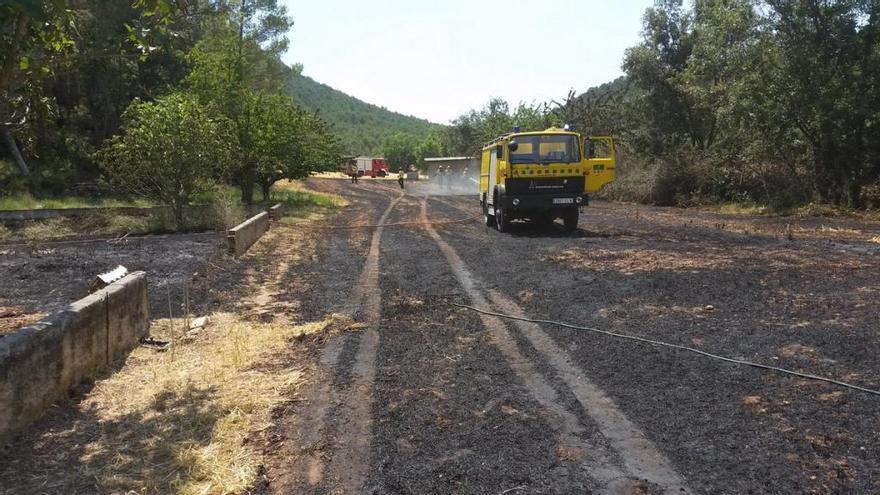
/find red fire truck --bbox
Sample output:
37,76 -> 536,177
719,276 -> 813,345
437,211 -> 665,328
356,157 -> 389,177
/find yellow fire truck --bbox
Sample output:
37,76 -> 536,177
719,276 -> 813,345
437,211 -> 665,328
480,127 -> 615,232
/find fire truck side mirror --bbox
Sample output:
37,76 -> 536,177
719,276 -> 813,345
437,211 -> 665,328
507,141 -> 518,153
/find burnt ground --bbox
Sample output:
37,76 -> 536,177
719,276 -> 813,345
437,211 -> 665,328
0,232 -> 223,335
271,179 -> 880,494
418,188 -> 880,494
2,177 -> 879,494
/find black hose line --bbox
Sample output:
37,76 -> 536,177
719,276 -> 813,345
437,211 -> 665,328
451,302 -> 880,397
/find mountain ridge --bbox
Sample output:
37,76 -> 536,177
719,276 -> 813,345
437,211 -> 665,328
286,73 -> 441,155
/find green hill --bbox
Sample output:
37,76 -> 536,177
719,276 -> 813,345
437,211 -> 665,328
286,74 -> 440,155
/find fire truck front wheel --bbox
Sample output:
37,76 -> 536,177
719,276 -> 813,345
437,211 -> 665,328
482,198 -> 495,227
494,204 -> 511,232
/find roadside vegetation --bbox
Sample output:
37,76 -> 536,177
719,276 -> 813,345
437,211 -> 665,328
0,182 -> 341,243
403,1 -> 880,214
5,2 -> 879,216
1,0 -> 342,224
0,195 -> 153,211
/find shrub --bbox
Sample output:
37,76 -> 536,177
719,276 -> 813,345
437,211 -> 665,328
863,183 -> 880,210
0,160 -> 27,195
95,93 -> 236,230
20,218 -> 74,244
209,185 -> 244,230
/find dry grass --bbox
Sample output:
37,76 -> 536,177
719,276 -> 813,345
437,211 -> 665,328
275,179 -> 347,207
18,217 -> 75,243
543,246 -> 735,274
274,180 -> 348,226
1,313 -> 336,494
0,193 -> 152,210
713,203 -> 772,216
87,313 -> 336,494
0,306 -> 45,335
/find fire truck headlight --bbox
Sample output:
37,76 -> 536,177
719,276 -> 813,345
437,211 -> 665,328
512,198 -> 520,206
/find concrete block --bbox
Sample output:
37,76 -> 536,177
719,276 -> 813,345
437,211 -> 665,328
105,272 -> 150,361
227,211 -> 269,257
0,271 -> 149,445
268,203 -> 284,221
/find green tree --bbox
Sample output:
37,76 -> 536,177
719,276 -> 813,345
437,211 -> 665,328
0,0 -> 73,179
443,98 -> 559,156
250,93 -> 342,198
0,0 -> 195,189
763,0 -> 880,206
622,0 -> 701,154
415,133 -> 444,171
95,93 -> 236,228
186,0 -> 293,203
381,132 -> 418,172
286,73 -> 438,155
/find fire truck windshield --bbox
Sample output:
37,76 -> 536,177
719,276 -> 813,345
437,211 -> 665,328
509,134 -> 581,164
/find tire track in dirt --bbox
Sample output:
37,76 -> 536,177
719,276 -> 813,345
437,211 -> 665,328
285,184 -> 403,493
273,183 -> 401,493
325,190 -> 405,492
418,195 -> 690,494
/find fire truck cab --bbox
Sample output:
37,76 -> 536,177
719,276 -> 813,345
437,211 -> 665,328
480,127 -> 615,233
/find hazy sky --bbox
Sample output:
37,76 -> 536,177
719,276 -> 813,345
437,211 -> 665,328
279,0 -> 653,124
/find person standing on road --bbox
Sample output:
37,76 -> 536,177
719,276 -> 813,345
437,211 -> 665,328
398,168 -> 405,189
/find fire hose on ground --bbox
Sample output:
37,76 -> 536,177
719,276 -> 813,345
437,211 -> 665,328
452,302 -> 880,397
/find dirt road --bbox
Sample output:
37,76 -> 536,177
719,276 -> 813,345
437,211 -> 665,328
259,178 -> 880,494
2,178 -> 877,493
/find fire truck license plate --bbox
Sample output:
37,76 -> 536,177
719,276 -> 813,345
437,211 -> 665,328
553,198 -> 574,204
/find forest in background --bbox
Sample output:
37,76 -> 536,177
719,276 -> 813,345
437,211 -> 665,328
433,0 -> 880,210
286,73 -> 439,154
3,0 -> 880,212
0,0 -> 342,218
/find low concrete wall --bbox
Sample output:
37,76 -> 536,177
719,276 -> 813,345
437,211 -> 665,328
227,211 -> 269,256
0,272 -> 149,445
268,203 -> 284,221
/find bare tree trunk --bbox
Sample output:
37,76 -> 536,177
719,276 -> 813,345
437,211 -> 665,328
239,174 -> 254,205
1,125 -> 29,176
260,180 -> 272,202
0,12 -> 31,180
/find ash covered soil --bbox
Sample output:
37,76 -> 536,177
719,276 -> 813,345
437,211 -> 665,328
413,186 -> 880,493
0,233 -> 223,334
291,179 -> 879,494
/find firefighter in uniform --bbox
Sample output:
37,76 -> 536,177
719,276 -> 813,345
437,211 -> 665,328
398,168 -> 405,189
